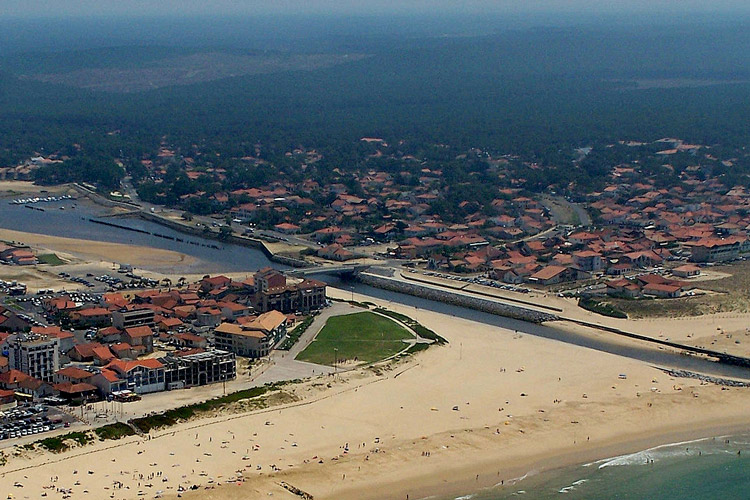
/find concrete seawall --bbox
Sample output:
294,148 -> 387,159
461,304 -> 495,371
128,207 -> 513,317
136,212 -> 310,268
357,273 -> 558,324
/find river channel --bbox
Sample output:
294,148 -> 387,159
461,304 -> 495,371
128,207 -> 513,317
0,198 -> 278,273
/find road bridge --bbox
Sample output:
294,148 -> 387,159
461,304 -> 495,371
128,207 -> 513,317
290,264 -> 370,278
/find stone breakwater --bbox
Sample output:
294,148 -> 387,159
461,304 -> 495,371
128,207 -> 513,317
357,273 -> 558,324
660,369 -> 750,387
138,211 -> 310,268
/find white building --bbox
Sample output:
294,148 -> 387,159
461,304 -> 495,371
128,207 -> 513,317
8,334 -> 60,382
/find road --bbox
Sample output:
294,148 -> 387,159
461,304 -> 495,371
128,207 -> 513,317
254,303 -> 356,383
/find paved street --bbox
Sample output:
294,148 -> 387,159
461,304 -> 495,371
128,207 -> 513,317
255,302 -> 358,383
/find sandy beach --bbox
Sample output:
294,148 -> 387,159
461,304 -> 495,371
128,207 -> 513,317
0,227 -> 196,274
0,286 -> 748,500
401,271 -> 750,358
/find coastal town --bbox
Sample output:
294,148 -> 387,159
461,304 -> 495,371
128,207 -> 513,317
1,141 -> 750,500
0,256 -> 338,446
6,135 -> 750,319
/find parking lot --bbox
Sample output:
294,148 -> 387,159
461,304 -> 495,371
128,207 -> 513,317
407,268 -> 532,294
0,403 -> 75,442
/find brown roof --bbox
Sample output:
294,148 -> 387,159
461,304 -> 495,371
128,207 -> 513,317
0,369 -> 31,385
125,326 -> 153,338
54,382 -> 98,394
106,358 -> 164,373
55,367 -> 93,380
77,307 -> 111,317
531,265 -> 568,281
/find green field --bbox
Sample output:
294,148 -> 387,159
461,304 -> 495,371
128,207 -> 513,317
37,253 -> 66,266
296,311 -> 412,366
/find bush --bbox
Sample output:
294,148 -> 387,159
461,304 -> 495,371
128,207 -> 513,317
578,298 -> 627,319
38,431 -> 92,452
94,422 -> 135,441
278,316 -> 315,350
374,308 -> 448,344
130,382 -> 285,432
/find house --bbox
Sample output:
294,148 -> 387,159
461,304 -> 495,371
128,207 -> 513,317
196,307 -> 222,327
254,268 -> 286,292
104,359 -> 166,394
219,301 -> 251,321
214,310 -> 287,358
53,381 -> 99,402
621,250 -> 663,268
373,223 -> 397,240
110,343 -> 137,360
157,317 -> 184,333
688,237 -> 748,262
0,306 -> 32,332
170,333 -> 208,349
200,275 -> 232,292
529,265 -> 572,286
213,323 -> 271,358
274,222 -> 301,234
91,345 -> 115,365
0,369 -> 33,391
572,251 -> 603,272
672,264 -> 701,278
318,244 -> 355,261
253,274 -> 327,314
0,389 -> 16,409
123,326 -> 154,354
70,342 -> 105,363
54,366 -> 95,385
71,307 -> 112,328
642,283 -> 683,298
606,279 -> 642,298
606,262 -> 633,276
91,369 -> 128,396
242,310 -> 287,344
569,232 -> 601,245
0,370 -> 53,400
97,326 -> 123,343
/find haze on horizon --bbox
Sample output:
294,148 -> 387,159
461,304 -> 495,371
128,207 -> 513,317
3,0 -> 750,19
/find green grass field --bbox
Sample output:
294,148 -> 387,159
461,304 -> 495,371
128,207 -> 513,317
37,253 -> 65,266
296,311 -> 412,366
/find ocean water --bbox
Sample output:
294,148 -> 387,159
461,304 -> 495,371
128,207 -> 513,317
440,434 -> 750,500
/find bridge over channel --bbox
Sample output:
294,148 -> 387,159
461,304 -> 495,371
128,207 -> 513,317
289,264 -> 370,278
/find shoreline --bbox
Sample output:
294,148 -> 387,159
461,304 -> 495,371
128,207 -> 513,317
340,418 -> 750,500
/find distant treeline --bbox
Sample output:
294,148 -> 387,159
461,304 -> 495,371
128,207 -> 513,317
1,23 -> 750,188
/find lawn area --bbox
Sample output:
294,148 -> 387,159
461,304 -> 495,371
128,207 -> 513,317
37,253 -> 66,266
296,311 -> 412,366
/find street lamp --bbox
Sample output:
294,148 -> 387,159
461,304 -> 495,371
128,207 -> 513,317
333,347 -> 338,375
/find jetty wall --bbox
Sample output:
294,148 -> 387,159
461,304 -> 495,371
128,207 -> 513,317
137,212 -> 311,268
357,273 -> 558,323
